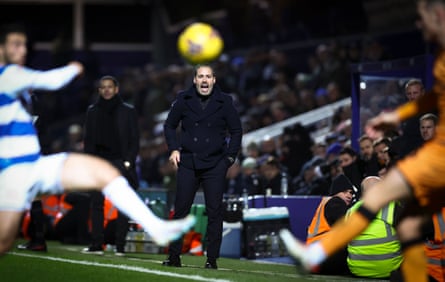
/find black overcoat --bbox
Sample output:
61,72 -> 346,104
164,85 -> 242,170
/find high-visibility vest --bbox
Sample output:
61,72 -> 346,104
307,197 -> 331,245
424,208 -> 445,282
41,195 -> 61,219
347,201 -> 402,278
104,197 -> 118,227
189,237 -> 204,256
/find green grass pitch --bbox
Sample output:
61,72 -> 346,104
1,240 -> 388,282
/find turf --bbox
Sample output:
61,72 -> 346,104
1,240 -> 388,282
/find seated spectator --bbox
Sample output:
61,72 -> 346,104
419,113 -> 438,142
338,147 -> 362,198
397,78 -> 426,158
257,155 -> 292,195
240,157 -> 263,195
325,142 -> 343,163
245,142 -> 261,158
293,158 -> 330,196
225,159 -> 244,196
306,174 -> 355,275
312,142 -> 327,160
372,137 -> 392,177
347,176 -> 403,279
358,134 -> 380,177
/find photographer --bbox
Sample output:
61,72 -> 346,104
293,158 -> 333,196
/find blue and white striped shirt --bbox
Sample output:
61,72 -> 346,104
0,64 -> 79,172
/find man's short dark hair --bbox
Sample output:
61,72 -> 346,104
0,23 -> 26,45
373,137 -> 392,148
193,64 -> 215,77
339,147 -> 357,158
99,75 -> 119,87
358,134 -> 372,144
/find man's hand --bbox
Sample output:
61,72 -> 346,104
169,150 -> 181,169
365,111 -> 400,139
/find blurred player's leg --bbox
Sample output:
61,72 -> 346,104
397,216 -> 428,282
61,153 -> 195,246
0,211 -> 23,254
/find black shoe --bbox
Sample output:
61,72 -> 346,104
205,259 -> 218,269
115,247 -> 125,257
81,245 -> 104,255
162,255 -> 181,267
17,241 -> 47,252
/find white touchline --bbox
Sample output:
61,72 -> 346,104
9,252 -> 232,282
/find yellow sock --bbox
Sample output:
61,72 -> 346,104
320,210 -> 371,256
401,243 -> 428,282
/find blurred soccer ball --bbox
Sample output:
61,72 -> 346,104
177,22 -> 224,64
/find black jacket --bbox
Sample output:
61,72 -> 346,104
164,85 -> 242,170
84,99 -> 139,170
324,197 -> 349,226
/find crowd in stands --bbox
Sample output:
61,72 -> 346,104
42,37 -> 395,194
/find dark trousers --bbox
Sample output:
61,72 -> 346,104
89,191 -> 129,250
89,191 -> 105,248
27,200 -> 47,243
104,213 -> 129,248
169,159 -> 228,259
318,247 -> 351,275
55,193 -> 91,245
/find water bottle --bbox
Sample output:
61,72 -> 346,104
242,188 -> 249,210
280,171 -> 288,196
126,231 -> 136,253
270,232 -> 280,257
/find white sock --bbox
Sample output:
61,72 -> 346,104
102,176 -> 161,230
306,243 -> 327,266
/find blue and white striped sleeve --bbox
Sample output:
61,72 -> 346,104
0,64 -> 80,99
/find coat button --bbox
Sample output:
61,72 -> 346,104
205,138 -> 209,143
207,123 -> 211,127
195,122 -> 199,126
193,137 -> 198,142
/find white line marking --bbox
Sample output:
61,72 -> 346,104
9,252 -> 232,282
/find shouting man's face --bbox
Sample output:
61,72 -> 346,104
194,66 -> 215,96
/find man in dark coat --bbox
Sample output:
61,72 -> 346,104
82,75 -> 139,256
162,64 -> 242,269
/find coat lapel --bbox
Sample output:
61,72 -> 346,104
183,86 -> 225,121
200,92 -> 223,121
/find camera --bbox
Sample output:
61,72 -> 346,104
314,159 -> 340,178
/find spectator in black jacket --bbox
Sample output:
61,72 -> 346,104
82,75 -> 139,256
397,79 -> 425,157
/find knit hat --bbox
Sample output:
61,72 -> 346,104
326,142 -> 342,156
329,174 -> 353,196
